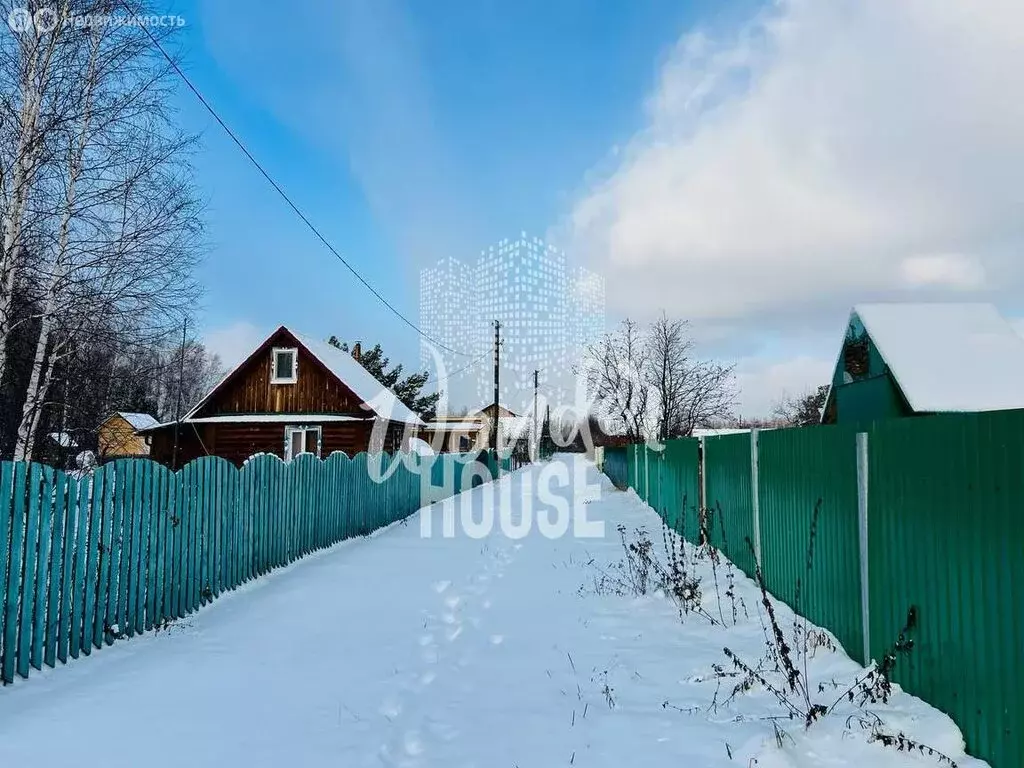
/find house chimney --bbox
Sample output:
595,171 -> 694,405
351,342 -> 361,361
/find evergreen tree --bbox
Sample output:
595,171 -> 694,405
327,336 -> 440,419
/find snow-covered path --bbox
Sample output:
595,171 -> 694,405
0,456 -> 984,767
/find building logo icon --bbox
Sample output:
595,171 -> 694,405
419,232 -> 606,412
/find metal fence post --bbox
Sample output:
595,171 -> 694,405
644,443 -> 650,501
751,428 -> 762,568
633,445 -> 639,491
856,431 -> 870,665
698,436 -> 707,515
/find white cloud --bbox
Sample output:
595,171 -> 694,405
568,0 -> 1024,324
204,321 -> 266,370
899,253 -> 986,290
733,353 -> 834,418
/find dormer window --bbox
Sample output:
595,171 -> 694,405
271,347 -> 298,384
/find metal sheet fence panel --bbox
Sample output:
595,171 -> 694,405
867,411 -> 1024,768
660,439 -> 701,541
702,433 -> 756,576
757,425 -> 864,661
602,447 -> 628,489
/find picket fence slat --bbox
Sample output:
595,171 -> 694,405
17,464 -> 43,677
0,449 -> 497,687
31,466 -> 55,670
56,476 -> 77,664
0,463 -> 15,683
71,473 -> 94,659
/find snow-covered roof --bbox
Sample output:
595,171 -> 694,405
423,421 -> 484,431
116,412 -> 159,431
852,302 -> 1024,413
692,427 -> 751,438
189,414 -> 368,424
182,326 -> 425,427
292,333 -> 424,426
470,403 -> 518,417
47,431 -> 78,447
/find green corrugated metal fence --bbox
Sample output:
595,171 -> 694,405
0,450 -> 495,686
703,433 -> 756,576
867,411 -> 1024,768
660,439 -> 701,541
603,447 -> 628,489
603,412 -> 1024,768
757,425 -> 863,662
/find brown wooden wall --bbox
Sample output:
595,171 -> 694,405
194,328 -> 366,417
149,421 -> 375,468
98,415 -> 152,458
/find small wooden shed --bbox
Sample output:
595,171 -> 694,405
98,412 -> 159,458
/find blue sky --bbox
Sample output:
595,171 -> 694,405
173,0 -> 751,365
169,0 -> 1024,417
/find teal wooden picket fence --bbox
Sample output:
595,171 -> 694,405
0,450 -> 497,686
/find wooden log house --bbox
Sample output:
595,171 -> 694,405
139,326 -> 424,467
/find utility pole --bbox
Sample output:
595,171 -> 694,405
532,369 -> 539,462
172,316 -> 187,470
491,320 -> 501,459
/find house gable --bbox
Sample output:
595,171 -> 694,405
191,327 -> 367,418
823,311 -> 910,424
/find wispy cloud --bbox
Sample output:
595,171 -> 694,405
199,0 -> 471,265
568,0 -> 1024,325
203,321 -> 266,369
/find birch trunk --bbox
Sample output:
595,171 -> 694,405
12,21 -> 97,461
0,38 -> 45,385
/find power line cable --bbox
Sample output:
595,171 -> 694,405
130,13 -> 472,357
423,350 -> 491,388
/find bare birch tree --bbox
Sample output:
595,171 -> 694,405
646,313 -> 736,439
582,315 -> 735,442
2,2 -> 202,460
582,318 -> 652,440
0,0 -> 74,382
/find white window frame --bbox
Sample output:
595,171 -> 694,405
284,425 -> 321,461
271,347 -> 298,384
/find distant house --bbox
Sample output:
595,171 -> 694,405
98,412 -> 159,457
472,403 -> 533,451
422,414 -> 485,453
422,403 -> 532,452
822,303 -> 1024,424
138,326 -> 424,467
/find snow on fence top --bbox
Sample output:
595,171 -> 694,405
854,302 -> 1024,413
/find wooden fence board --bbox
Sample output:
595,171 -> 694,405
0,450 -> 490,685
1,463 -> 25,682
30,466 -> 55,669
17,463 -> 43,676
57,475 -> 79,664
